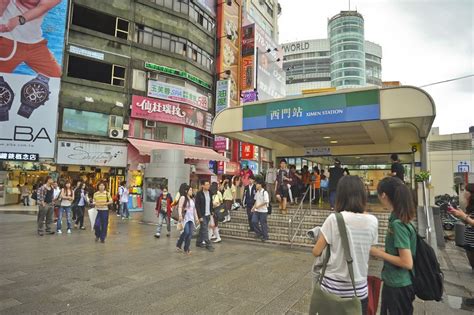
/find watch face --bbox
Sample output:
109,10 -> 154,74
22,82 -> 48,106
0,86 -> 13,107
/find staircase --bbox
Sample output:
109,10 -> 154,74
218,205 -> 391,248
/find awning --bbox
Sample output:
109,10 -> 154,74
127,138 -> 228,162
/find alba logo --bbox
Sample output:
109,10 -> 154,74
0,126 -> 52,142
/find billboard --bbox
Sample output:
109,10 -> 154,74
131,95 -> 212,132
216,79 -> 231,114
0,0 -> 67,159
217,0 -> 241,107
241,55 -> 255,91
57,140 -> 127,167
147,80 -> 209,111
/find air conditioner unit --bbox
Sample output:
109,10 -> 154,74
145,120 -> 156,128
109,128 -> 124,139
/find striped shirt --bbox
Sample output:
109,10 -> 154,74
93,191 -> 111,210
321,275 -> 368,299
465,213 -> 474,248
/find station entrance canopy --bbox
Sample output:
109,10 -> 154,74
212,87 -> 436,161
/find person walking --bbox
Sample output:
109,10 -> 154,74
210,182 -> 222,243
20,184 -> 30,206
57,181 -> 74,234
265,162 -> 277,203
390,154 -> 405,182
311,167 -> 321,205
370,177 -> 417,315
222,179 -> 233,223
194,180 -> 214,251
36,176 -> 55,236
118,181 -> 130,220
312,176 -> 379,315
72,180 -> 82,221
275,159 -> 291,214
74,183 -> 88,230
92,182 -> 112,243
289,165 -> 302,204
52,181 -> 61,222
154,187 -> 173,238
231,176 -> 243,209
176,184 -> 200,255
328,159 -> 344,210
243,175 -> 257,232
251,178 -> 270,242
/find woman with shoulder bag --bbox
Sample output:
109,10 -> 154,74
311,176 -> 379,315
209,182 -> 223,243
176,184 -> 199,255
91,182 -> 112,243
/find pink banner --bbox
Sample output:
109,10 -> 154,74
131,95 -> 212,132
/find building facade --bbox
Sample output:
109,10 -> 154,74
282,10 -> 382,96
243,0 -> 281,43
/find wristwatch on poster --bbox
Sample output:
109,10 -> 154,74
17,74 -> 50,118
18,15 -> 26,25
0,76 -> 15,122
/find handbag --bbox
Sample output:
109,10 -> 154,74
214,204 -> 227,222
309,212 -> 362,315
171,205 -> 180,221
367,276 -> 382,315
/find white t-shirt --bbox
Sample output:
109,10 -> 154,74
320,211 -> 378,298
254,189 -> 269,213
119,186 -> 129,203
1,0 -> 45,44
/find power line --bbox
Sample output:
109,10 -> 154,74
419,74 -> 474,88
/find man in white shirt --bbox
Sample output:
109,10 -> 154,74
265,162 -> 277,203
251,178 -> 270,242
118,181 -> 129,219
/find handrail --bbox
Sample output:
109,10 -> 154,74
288,184 -> 312,245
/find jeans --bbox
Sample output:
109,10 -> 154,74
75,205 -> 85,228
329,190 -> 337,208
177,221 -> 194,252
57,206 -> 72,231
22,196 -> 29,206
197,215 -> 211,247
37,204 -> 53,232
266,183 -> 276,203
94,210 -> 109,241
120,201 -> 129,218
252,212 -> 269,239
156,212 -> 170,235
246,207 -> 254,231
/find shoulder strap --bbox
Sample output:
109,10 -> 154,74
335,212 -> 358,297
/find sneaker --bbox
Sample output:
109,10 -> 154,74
211,235 -> 217,240
47,231 -> 55,235
116,214 -> 121,217
67,229 -> 71,234
100,240 -> 105,243
154,233 -> 160,238
80,226 -> 86,230
74,224 -> 78,229
212,238 -> 222,243
176,247 -> 182,252
37,231 -> 44,236
185,251 -> 192,256
57,230 -> 62,234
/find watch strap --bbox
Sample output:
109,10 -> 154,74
36,74 -> 50,84
0,76 -> 4,83
18,103 -> 34,118
0,110 -> 9,122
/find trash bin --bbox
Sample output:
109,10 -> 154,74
455,222 -> 466,247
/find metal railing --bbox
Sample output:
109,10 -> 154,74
288,185 -> 312,246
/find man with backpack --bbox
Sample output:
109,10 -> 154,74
251,178 -> 270,242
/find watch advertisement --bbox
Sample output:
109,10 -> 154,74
0,0 -> 68,159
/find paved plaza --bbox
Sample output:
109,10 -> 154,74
0,211 -> 473,314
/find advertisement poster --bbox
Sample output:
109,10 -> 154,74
131,95 -> 212,132
241,143 -> 254,160
0,0 -> 67,159
214,136 -> 227,151
216,79 -> 231,113
217,0 -> 241,107
242,24 -> 255,57
241,55 -> 255,91
147,80 -> 209,111
57,140 -> 127,167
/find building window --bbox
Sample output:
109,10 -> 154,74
62,109 -> 109,136
67,55 -> 126,87
133,120 -> 183,143
72,5 -> 129,40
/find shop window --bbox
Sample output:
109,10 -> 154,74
67,56 -> 126,87
72,5 -> 129,40
132,69 -> 146,91
62,109 -> 109,136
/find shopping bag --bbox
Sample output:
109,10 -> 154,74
176,221 -> 184,232
88,208 -> 98,232
367,276 -> 382,315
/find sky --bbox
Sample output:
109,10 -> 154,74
277,0 -> 473,135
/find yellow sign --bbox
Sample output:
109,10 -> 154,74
302,87 -> 336,95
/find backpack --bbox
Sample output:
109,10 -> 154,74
264,190 -> 272,215
406,224 -> 444,301
31,189 -> 38,201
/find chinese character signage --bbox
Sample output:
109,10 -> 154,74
304,147 -> 331,157
148,80 -> 209,111
0,152 -> 39,162
214,136 -> 227,151
131,95 -> 212,132
57,140 -> 127,167
216,80 -> 231,113
243,89 -> 380,131
241,55 -> 255,91
0,0 -> 68,158
241,143 -> 254,160
144,62 -> 211,89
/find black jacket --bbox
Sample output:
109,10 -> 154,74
243,184 -> 257,208
195,190 -> 212,219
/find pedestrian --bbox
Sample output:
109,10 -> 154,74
20,183 -> 30,206
370,177 -> 417,315
222,179 -> 233,223
447,183 -> 474,270
289,165 -> 302,204
275,159 -> 290,214
194,180 -> 214,251
328,159 -> 345,209
57,181 -> 74,234
243,175 -> 257,231
210,182 -> 222,243
240,165 -> 254,187
74,183 -> 88,230
390,153 -> 405,182
52,181 -> 61,222
232,176 -> 243,208
154,187 -> 173,238
312,176 -> 379,315
251,178 -> 270,242
301,165 -> 311,199
311,167 -> 321,204
72,180 -> 82,221
265,162 -> 277,203
118,181 -> 130,219
36,176 -> 55,236
92,182 -> 112,243
176,184 -> 200,255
